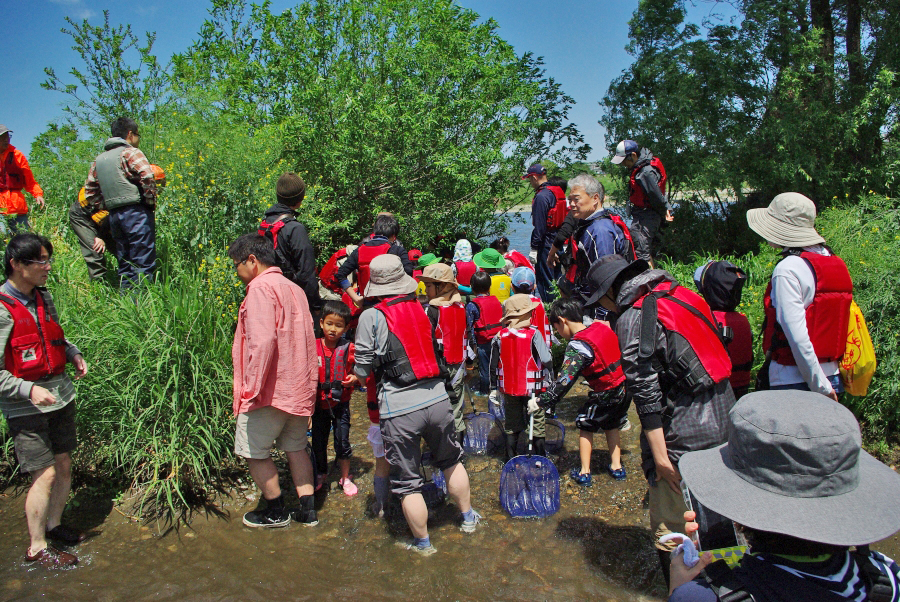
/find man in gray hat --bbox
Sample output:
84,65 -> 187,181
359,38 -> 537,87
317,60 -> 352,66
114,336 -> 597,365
668,390 -> 900,600
583,254 -> 736,586
747,192 -> 852,400
353,254 -> 480,555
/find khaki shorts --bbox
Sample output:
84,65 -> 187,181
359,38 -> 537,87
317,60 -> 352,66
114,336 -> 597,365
6,401 -> 77,473
234,406 -> 309,459
649,479 -> 689,551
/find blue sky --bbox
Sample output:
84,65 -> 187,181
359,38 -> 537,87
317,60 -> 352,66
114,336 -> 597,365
4,0 -> 734,159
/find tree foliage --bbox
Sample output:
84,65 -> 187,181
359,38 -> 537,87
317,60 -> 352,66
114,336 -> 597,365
601,0 -> 900,204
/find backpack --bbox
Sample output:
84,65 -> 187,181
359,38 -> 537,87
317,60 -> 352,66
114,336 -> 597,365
840,301 -> 876,396
257,213 -> 295,250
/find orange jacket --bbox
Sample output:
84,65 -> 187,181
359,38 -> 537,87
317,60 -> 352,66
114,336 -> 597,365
0,146 -> 42,215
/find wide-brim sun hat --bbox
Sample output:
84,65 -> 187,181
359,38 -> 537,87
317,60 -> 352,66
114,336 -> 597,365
679,390 -> 900,546
473,248 -> 507,270
419,263 -> 458,286
746,192 -> 826,248
503,294 -> 540,329
417,253 -> 441,268
582,255 -> 650,308
364,254 -> 419,298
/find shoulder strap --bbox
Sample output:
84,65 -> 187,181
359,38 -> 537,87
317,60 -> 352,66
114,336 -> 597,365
853,546 -> 895,602
703,559 -> 756,602
638,294 -> 658,359
0,291 -> 16,307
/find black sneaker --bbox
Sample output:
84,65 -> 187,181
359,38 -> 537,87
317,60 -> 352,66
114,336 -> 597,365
292,495 -> 319,527
242,506 -> 290,528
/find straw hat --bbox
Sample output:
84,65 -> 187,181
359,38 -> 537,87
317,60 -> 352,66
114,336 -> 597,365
746,192 -> 825,248
502,294 -> 540,329
364,254 -> 418,297
680,391 -> 900,546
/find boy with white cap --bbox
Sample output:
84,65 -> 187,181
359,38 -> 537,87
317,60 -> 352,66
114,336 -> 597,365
747,192 -> 852,400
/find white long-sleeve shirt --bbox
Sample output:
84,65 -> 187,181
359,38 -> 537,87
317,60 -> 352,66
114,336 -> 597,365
768,245 -> 840,395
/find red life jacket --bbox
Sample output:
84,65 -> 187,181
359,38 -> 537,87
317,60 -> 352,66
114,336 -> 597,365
632,281 -> 732,392
471,295 -> 503,344
365,373 -> 379,424
529,294 -> 551,347
713,310 -> 753,389
455,261 -> 477,287
545,185 -> 569,230
374,293 -> 442,385
319,248 -> 348,295
257,213 -> 294,250
572,321 -> 625,392
0,147 -> 25,192
504,250 -> 534,270
629,157 -> 667,209
433,303 -> 467,364
0,290 -> 68,381
762,252 -> 853,366
357,242 -> 391,296
316,339 -> 352,409
497,327 -> 544,395
609,214 -> 636,261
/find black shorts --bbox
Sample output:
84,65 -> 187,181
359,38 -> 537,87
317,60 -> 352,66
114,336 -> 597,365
6,401 -> 77,473
575,386 -> 629,433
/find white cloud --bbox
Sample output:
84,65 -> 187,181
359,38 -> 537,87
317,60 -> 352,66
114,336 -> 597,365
48,0 -> 97,19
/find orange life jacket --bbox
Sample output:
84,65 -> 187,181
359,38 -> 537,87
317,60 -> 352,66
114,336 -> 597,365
629,157 -> 666,209
572,321 -> 625,392
0,290 -> 68,381
762,252 -> 853,366
357,242 -> 391,296
0,147 -> 25,192
497,327 -> 544,395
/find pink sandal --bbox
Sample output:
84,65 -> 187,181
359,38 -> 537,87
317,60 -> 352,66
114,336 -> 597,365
339,477 -> 358,497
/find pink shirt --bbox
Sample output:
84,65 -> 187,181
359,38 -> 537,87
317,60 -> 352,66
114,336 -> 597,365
232,267 -> 317,416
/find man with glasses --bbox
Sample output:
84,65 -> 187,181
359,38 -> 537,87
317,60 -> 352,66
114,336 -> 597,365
84,117 -> 157,289
0,125 -> 45,235
0,233 -> 89,567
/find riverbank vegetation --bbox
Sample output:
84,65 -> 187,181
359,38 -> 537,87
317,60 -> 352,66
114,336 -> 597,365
0,0 -> 898,521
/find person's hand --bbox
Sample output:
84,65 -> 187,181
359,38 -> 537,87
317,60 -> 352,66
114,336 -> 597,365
527,395 -> 540,414
667,535 -> 713,595
655,457 -> 682,494
827,389 -> 839,403
348,290 -> 363,308
35,196 -> 45,210
546,246 -> 559,268
91,237 -> 106,253
72,354 -> 88,379
489,390 -> 500,409
30,385 -> 57,406
307,416 -> 313,430
529,249 -> 538,264
342,374 -> 360,388
665,209 -> 674,223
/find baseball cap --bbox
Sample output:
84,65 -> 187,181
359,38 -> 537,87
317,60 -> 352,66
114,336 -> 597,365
510,267 -> 536,292
521,163 -> 547,179
611,140 -> 639,165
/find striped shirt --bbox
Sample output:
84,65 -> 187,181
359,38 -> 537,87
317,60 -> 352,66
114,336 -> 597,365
0,281 -> 80,419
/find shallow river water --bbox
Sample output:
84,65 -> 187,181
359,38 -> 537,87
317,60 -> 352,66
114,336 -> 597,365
1,383 -> 897,601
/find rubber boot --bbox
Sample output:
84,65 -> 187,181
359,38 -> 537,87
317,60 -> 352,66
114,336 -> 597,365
505,433 -> 519,462
657,549 -> 671,590
294,494 -> 318,527
532,437 -> 546,457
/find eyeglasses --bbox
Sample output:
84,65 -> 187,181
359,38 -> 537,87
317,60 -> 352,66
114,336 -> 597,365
25,258 -> 54,266
232,259 -> 248,270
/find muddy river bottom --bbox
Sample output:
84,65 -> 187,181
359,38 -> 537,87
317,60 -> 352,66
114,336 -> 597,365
0,388 -> 897,601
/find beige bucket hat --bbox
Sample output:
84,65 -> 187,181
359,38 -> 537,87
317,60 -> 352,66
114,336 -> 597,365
502,294 -> 540,329
364,254 -> 419,297
746,192 -> 826,248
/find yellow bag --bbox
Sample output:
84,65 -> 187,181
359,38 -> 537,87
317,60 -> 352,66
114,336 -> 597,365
840,301 -> 876,396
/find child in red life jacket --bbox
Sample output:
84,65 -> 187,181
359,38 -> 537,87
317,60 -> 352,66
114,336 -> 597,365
312,300 -> 361,496
489,294 -> 553,460
694,260 -> 754,399
421,263 -> 469,445
510,266 -> 551,348
466,271 -> 503,395
540,298 -> 630,485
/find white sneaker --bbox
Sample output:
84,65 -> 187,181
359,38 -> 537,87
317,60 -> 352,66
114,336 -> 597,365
460,509 -> 483,533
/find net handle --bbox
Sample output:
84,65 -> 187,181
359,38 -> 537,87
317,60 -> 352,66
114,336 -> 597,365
528,396 -> 536,455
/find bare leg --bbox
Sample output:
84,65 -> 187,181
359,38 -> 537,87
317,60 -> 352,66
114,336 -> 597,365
246,458 -> 282,500
604,429 -> 622,471
285,450 -> 314,498
578,430 -> 593,474
25,465 -> 55,554
375,456 -> 390,478
442,462 -> 471,514
400,493 -> 429,539
338,458 -> 351,482
45,453 -> 72,531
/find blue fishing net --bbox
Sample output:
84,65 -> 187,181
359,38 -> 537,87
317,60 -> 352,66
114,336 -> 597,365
545,418 -> 566,455
420,451 -> 446,507
463,412 -> 503,455
499,455 -> 560,518
489,396 -> 505,422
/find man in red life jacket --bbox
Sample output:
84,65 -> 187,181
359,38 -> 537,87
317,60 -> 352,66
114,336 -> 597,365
694,260 -> 754,399
353,255 -> 480,554
0,125 -> 45,235
0,234 -> 89,567
583,254 -> 735,588
335,214 -> 413,308
522,163 -> 561,301
747,193 -> 851,401
611,140 -> 673,266
420,263 -> 468,445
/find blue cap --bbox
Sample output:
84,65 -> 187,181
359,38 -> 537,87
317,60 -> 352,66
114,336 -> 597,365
611,140 -> 639,164
510,266 -> 536,292
521,163 -> 547,179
